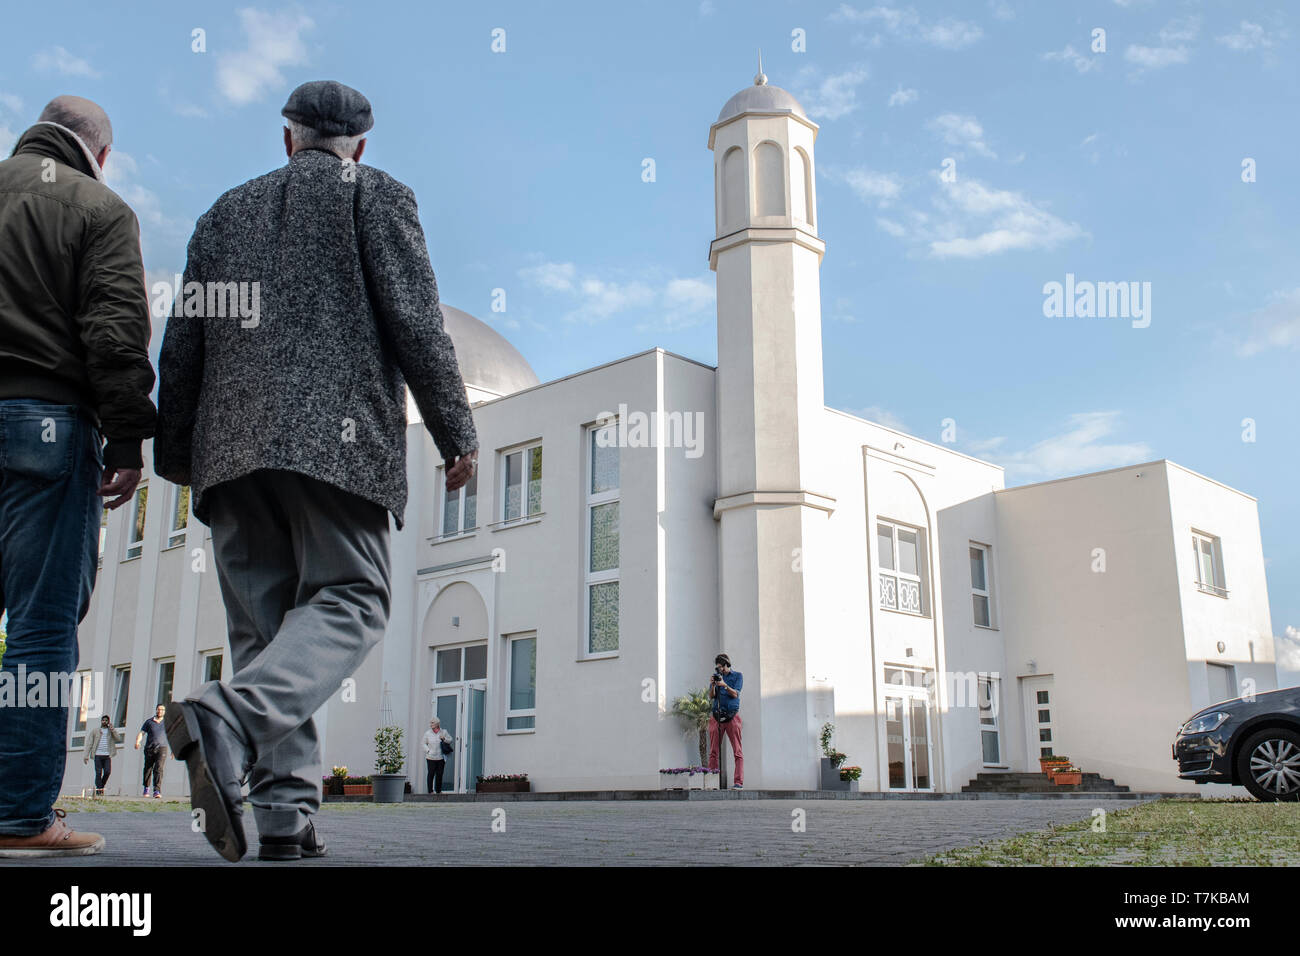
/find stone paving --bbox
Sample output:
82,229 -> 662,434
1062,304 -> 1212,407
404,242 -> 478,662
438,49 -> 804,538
6,796 -> 1154,866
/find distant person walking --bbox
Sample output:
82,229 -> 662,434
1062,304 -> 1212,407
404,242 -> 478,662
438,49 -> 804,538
708,653 -> 744,789
423,718 -> 453,793
136,705 -> 169,797
83,715 -> 122,795
0,94 -> 156,859
155,80 -> 479,862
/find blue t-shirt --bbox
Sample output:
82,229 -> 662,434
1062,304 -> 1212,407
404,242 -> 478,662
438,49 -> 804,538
140,717 -> 167,750
713,670 -> 743,717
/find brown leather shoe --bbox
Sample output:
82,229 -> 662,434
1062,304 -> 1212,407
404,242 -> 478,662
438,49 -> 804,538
0,809 -> 105,858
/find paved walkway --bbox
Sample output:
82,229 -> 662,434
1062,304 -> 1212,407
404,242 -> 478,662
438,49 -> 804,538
8,797 -> 1153,866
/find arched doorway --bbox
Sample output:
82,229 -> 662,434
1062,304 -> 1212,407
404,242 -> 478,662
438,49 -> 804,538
422,581 -> 489,793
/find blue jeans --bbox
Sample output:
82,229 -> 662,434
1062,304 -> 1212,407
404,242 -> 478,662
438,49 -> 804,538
0,400 -> 103,834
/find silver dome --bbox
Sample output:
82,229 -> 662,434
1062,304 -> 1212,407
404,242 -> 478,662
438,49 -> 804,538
716,81 -> 806,124
440,304 -> 540,397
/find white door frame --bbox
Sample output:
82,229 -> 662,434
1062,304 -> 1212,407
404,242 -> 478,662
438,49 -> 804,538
1021,675 -> 1057,767
884,687 -> 935,792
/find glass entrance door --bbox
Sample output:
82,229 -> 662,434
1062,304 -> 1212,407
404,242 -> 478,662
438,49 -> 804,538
885,693 -> 934,791
466,683 -> 486,791
433,688 -> 461,793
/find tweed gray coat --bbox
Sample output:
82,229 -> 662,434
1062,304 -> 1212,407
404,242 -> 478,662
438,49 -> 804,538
154,149 -> 478,529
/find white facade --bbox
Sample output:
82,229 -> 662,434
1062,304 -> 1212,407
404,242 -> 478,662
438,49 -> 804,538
62,74 -> 1277,798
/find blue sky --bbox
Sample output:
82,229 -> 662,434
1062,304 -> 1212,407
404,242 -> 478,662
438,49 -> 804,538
2,1 -> 1296,681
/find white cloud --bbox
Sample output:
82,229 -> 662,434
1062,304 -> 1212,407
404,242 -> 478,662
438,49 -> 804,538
1276,626 -> 1300,678
1217,21 -> 1284,52
0,92 -> 22,114
887,86 -> 917,107
1234,288 -> 1300,357
927,179 -> 1083,257
216,8 -> 313,105
0,124 -> 16,157
796,68 -> 870,121
927,113 -> 996,159
518,261 -> 576,293
849,405 -> 909,432
1041,44 -> 1101,74
1125,16 -> 1199,71
31,46 -> 101,78
103,150 -> 193,267
831,5 -> 983,50
980,412 -> 1152,481
988,0 -> 1014,19
699,0 -> 715,15
518,260 -> 714,331
828,166 -> 902,206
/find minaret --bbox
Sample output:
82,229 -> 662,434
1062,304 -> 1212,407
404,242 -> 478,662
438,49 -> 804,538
709,64 -> 832,788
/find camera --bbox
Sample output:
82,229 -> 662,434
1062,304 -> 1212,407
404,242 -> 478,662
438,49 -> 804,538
712,670 -> 723,683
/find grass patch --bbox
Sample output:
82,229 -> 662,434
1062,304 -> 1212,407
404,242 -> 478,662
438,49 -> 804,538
58,796 -> 190,813
920,798 -> 1300,866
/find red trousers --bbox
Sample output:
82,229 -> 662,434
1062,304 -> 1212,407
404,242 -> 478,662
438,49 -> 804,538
707,715 -> 743,786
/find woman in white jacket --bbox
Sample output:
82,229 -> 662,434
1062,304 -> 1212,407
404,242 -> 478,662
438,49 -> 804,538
422,718 -> 453,794
82,715 -> 122,796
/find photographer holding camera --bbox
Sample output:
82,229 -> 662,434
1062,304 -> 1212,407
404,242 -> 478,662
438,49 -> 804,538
707,653 -> 744,789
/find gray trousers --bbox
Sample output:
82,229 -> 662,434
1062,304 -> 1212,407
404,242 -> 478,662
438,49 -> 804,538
195,469 -> 391,838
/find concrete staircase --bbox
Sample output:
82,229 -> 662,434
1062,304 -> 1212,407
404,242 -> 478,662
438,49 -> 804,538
961,772 -> 1131,794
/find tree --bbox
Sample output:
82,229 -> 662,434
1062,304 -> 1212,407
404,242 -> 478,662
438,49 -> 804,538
670,689 -> 713,766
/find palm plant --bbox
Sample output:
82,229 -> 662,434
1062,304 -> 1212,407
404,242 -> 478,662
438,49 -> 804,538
670,689 -> 713,765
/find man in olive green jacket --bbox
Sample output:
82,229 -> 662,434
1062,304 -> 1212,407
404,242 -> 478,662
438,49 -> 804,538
0,95 -> 155,858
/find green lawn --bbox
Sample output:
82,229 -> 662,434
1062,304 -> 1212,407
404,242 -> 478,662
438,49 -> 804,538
921,798 -> 1300,866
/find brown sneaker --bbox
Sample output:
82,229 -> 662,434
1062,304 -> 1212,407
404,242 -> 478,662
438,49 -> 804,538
0,809 -> 105,858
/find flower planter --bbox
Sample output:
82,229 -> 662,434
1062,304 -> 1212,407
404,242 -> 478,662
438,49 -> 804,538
476,779 -> 530,793
343,785 -> 372,796
819,757 -> 851,791
1039,758 -> 1070,775
372,773 -> 407,803
324,778 -> 344,796
1052,771 -> 1082,786
659,770 -> 718,790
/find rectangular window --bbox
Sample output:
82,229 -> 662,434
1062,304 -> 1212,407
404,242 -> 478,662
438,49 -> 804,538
155,660 -> 174,707
876,520 -> 925,615
970,543 -> 993,628
168,486 -> 190,547
978,676 -> 1001,765
70,670 -> 92,749
506,634 -> 537,730
125,484 -> 148,560
440,467 -> 478,537
111,666 -> 131,728
502,444 -> 543,522
201,652 -> 223,684
1192,531 -> 1227,597
435,647 -> 462,684
585,423 -> 619,655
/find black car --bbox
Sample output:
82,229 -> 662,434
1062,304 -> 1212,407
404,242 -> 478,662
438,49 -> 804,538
1173,685 -> 1300,801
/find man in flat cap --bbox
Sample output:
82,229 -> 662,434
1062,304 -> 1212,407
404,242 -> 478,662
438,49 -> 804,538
155,80 -> 478,862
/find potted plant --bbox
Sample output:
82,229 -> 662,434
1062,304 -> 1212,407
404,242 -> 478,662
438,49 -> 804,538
670,689 -> 713,767
476,773 -> 530,793
372,726 -> 407,803
343,775 -> 372,796
324,765 -> 347,796
1052,765 -> 1083,786
819,722 -> 851,790
1039,754 -> 1071,775
839,766 -> 862,791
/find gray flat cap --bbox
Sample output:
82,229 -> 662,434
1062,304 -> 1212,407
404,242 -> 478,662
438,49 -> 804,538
281,80 -> 373,136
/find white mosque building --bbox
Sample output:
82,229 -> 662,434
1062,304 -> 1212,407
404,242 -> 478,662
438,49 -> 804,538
64,71 -> 1277,798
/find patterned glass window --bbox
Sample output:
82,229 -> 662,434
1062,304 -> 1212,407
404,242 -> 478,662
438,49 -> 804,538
585,421 -> 620,655
503,444 -> 542,522
877,520 -> 925,616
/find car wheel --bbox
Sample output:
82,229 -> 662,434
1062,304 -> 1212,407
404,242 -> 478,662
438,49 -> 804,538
1236,727 -> 1300,802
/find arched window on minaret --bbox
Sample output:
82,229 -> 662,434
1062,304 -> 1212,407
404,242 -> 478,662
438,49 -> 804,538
792,146 -> 813,227
721,146 -> 745,233
754,141 -> 785,218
